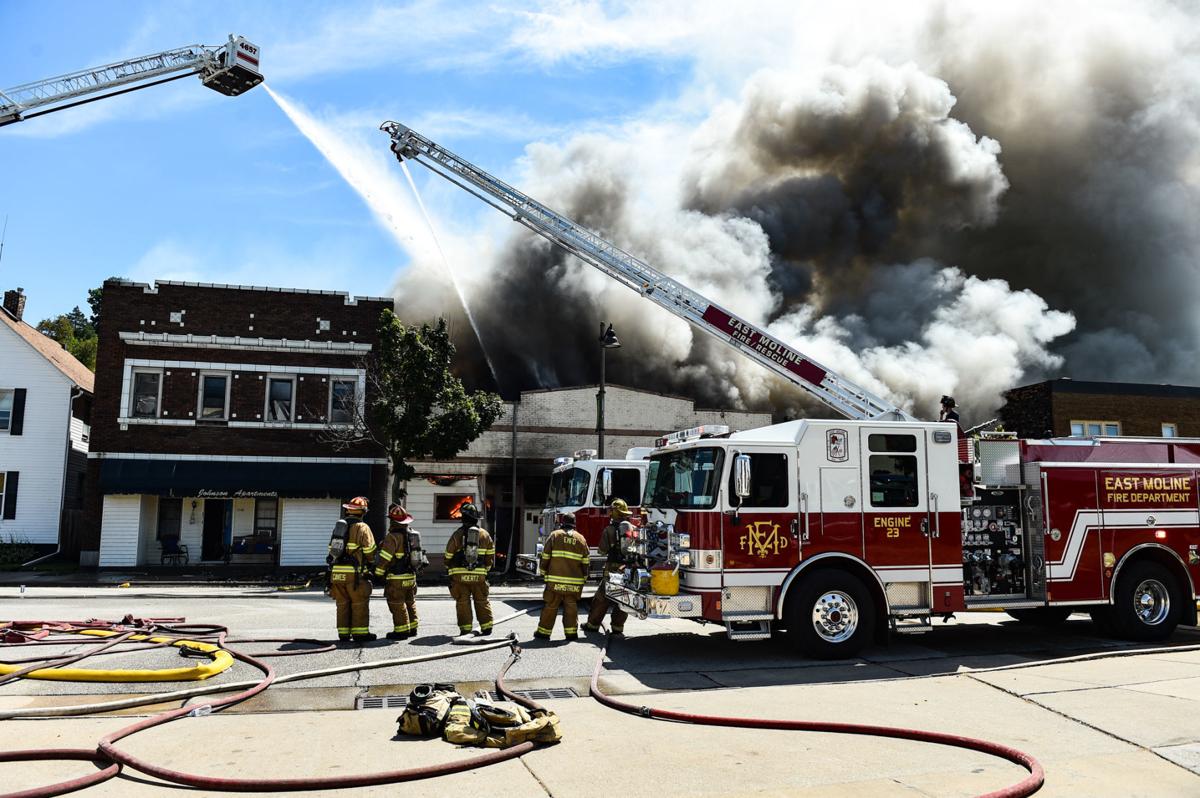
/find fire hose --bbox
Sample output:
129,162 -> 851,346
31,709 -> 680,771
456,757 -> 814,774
0,621 -> 548,798
588,631 -> 1045,798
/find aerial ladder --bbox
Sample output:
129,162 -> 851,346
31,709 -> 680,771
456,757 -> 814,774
0,35 -> 263,127
380,121 -> 913,421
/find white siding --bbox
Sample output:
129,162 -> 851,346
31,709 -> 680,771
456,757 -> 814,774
232,498 -> 255,537
98,495 -> 141,566
0,321 -> 74,544
279,499 -> 340,566
180,499 -> 204,557
403,478 -> 479,553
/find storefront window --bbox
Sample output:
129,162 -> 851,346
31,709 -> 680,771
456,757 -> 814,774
254,498 -> 278,539
157,497 -> 182,540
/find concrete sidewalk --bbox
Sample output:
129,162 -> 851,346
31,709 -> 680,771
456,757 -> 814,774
3,649 -> 1199,797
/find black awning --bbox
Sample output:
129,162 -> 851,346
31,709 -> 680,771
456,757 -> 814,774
98,459 -> 372,499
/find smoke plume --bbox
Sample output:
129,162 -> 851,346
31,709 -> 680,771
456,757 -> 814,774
393,1 -> 1200,422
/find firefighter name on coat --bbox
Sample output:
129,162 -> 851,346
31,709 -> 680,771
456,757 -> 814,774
739,521 -> 789,558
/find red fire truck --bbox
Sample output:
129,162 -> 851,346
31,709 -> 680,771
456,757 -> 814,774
515,449 -> 650,578
379,123 -> 1199,657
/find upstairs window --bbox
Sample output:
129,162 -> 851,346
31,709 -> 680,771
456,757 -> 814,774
329,379 -> 357,424
1070,420 -> 1121,437
130,370 -> 161,419
0,390 -> 11,431
1162,423 -> 1178,438
198,374 -> 229,420
265,377 -> 294,422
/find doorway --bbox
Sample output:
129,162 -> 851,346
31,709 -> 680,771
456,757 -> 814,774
202,499 -> 231,561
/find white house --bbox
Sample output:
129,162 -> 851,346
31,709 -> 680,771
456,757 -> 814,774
0,288 -> 93,552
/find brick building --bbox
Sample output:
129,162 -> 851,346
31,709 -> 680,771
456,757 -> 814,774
404,384 -> 772,571
999,378 -> 1200,440
83,280 -> 392,568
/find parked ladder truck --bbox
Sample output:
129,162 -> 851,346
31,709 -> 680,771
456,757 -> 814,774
381,122 -> 1200,658
0,35 -> 262,127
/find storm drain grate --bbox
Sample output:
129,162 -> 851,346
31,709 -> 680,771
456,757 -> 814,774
355,687 -> 579,710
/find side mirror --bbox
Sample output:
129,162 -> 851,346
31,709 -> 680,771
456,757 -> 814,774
601,468 -> 613,501
733,454 -> 752,502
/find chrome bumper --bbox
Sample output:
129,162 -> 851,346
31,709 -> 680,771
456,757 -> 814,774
604,581 -> 704,620
515,552 -> 609,580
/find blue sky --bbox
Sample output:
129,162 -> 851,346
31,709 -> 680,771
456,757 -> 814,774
0,0 -> 694,323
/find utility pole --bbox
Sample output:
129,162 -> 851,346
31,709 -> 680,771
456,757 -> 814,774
597,322 -> 621,458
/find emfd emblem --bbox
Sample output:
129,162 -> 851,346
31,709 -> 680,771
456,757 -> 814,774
739,521 -> 790,558
827,429 -> 848,462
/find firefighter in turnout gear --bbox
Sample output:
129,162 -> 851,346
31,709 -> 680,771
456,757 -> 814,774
583,499 -> 632,634
374,504 -> 422,639
327,496 -> 377,643
444,502 -> 494,635
535,512 -> 589,640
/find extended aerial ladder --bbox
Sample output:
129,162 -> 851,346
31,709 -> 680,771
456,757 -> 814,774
0,35 -> 263,127
380,122 -> 912,421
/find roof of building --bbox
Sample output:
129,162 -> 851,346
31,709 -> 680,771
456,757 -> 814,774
0,308 -> 94,392
1013,377 -> 1200,400
106,278 -> 394,305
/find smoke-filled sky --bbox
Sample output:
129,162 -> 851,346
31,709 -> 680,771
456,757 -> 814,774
10,1 -> 1200,423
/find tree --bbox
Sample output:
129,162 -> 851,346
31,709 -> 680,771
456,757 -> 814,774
87,278 -> 121,331
36,308 -> 97,370
323,310 -> 503,498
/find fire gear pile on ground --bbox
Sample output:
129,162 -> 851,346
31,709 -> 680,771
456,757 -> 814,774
445,503 -> 495,635
397,682 -> 562,749
536,513 -> 589,640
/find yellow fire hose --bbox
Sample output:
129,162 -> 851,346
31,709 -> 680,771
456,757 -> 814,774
0,630 -> 233,682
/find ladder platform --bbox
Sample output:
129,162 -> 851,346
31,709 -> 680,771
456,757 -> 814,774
725,620 -> 772,641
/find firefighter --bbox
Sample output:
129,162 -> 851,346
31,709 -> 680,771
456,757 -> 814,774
327,496 -> 377,643
582,498 -> 632,635
534,512 -> 589,641
444,502 -> 494,636
940,395 -> 963,432
374,504 -> 421,640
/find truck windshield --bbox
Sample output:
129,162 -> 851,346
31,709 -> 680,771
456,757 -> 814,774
548,467 -> 591,507
642,447 -> 723,509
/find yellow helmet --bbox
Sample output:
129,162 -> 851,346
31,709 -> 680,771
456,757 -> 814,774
342,496 -> 369,515
610,498 -> 633,518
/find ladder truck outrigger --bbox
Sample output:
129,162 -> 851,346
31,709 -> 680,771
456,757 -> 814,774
381,122 -> 1200,658
1,35 -> 263,127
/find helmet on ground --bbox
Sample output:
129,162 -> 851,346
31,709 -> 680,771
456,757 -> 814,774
558,512 -> 576,529
388,503 -> 414,524
342,496 -> 369,514
458,502 -> 481,522
610,498 -> 633,518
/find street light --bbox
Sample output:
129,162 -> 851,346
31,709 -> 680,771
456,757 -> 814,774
597,322 -> 621,458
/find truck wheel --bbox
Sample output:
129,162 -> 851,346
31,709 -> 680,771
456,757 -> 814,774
1109,561 -> 1181,641
1006,607 -> 1073,626
786,569 -> 875,659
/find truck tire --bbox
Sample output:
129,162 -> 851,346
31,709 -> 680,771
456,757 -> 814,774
1006,607 -> 1073,626
785,569 -> 875,659
1109,561 -> 1182,641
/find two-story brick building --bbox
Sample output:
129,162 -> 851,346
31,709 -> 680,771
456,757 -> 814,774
82,280 -> 392,569
999,378 -> 1200,439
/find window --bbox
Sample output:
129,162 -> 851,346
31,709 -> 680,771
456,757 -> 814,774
0,389 -> 12,431
156,497 -> 182,540
265,377 -> 294,422
728,452 -> 789,507
867,433 -> 919,508
0,473 -> 5,516
593,468 -> 642,506
435,494 -> 476,521
642,447 -> 724,509
198,374 -> 229,420
254,498 -> 279,540
1162,423 -> 1178,438
130,370 -> 161,418
1069,420 -> 1121,437
329,379 -> 357,423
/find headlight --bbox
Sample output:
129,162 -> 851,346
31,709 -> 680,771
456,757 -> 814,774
676,551 -> 692,567
674,533 -> 691,549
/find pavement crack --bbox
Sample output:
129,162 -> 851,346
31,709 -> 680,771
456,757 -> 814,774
519,754 -> 554,796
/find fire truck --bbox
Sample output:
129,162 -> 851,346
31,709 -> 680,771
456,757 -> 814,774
379,123 -> 1199,658
515,448 -> 650,578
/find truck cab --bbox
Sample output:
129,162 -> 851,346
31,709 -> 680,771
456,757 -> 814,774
514,448 -> 649,577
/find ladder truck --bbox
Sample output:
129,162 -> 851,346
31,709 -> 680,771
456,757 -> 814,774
380,122 -> 1200,658
1,35 -> 262,127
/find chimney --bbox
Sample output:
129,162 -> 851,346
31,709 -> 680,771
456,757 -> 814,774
2,287 -> 25,321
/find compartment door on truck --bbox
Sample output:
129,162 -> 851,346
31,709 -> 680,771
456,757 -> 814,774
722,448 -> 799,582
1041,467 -> 1102,603
860,429 -> 932,610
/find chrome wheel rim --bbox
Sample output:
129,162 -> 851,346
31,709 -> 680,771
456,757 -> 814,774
812,590 -> 859,643
1132,578 -> 1170,626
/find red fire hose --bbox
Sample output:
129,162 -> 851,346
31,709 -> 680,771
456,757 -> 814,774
588,633 -> 1044,798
